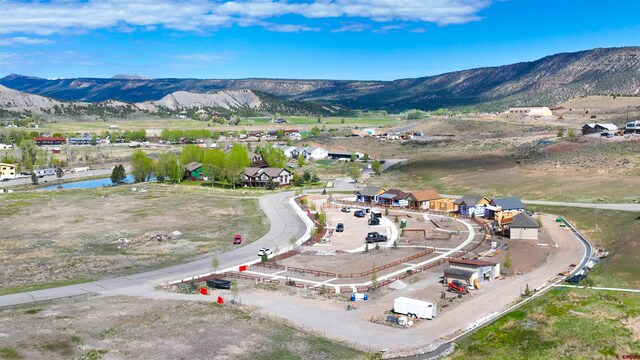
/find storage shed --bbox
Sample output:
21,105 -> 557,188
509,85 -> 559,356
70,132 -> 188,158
448,258 -> 500,283
509,213 -> 540,240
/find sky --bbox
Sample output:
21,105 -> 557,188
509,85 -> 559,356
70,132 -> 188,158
0,0 -> 639,80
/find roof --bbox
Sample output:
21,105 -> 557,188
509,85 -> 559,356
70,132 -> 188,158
510,213 -> 540,229
262,168 -> 292,177
186,162 -> 203,171
357,186 -> 384,197
444,268 -> 477,277
33,136 -> 66,141
584,123 -> 618,131
454,194 -> 485,206
408,189 -> 441,202
245,167 -> 262,176
378,193 -> 397,199
382,189 -> 409,199
0,162 -> 16,167
491,197 -> 524,210
449,258 -> 498,267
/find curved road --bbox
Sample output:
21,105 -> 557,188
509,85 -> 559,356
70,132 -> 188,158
0,191 -> 308,307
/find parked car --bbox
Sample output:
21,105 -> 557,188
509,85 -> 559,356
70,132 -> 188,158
366,232 -> 388,243
206,278 -> 231,290
336,223 -> 344,232
258,247 -> 273,257
233,234 -> 242,244
354,210 -> 366,218
368,217 -> 380,226
341,206 -> 351,213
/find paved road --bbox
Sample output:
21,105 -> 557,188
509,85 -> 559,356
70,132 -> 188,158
442,195 -> 640,212
0,191 -> 309,307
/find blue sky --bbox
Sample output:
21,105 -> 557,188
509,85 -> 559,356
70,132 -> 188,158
0,0 -> 639,80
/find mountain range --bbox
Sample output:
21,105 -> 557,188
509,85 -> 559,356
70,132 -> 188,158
1,46 -> 639,112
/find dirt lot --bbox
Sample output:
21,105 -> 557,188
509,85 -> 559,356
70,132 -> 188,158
0,184 -> 268,293
0,295 -> 366,360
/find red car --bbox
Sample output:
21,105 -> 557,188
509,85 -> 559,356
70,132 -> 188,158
233,234 -> 242,244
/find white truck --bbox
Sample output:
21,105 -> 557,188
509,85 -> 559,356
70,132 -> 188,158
393,297 -> 437,320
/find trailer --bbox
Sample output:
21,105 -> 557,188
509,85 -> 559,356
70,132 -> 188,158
393,297 -> 437,320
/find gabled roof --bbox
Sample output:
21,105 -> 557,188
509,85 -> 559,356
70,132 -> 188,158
186,162 -> 202,171
584,123 -> 618,131
510,213 -> 539,229
245,167 -> 262,176
262,168 -> 292,177
381,189 -> 409,199
357,186 -> 384,197
454,194 -> 485,206
378,193 -> 397,199
408,189 -> 441,202
491,197 -> 525,210
444,268 -> 476,277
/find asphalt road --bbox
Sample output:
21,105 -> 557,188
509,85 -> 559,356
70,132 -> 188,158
0,191 -> 309,307
442,195 -> 640,212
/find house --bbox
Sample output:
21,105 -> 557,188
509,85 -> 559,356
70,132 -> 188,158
355,186 -> 386,203
454,195 -> 490,217
430,198 -> 457,212
378,189 -> 410,207
508,213 -> 540,240
33,136 -> 66,146
302,147 -> 328,160
243,167 -> 293,187
582,123 -> 618,135
406,189 -> 442,210
0,163 -> 16,179
34,168 -> 56,177
0,143 -> 12,149
248,152 -> 267,168
276,145 -> 298,159
288,132 -> 302,140
327,150 -> 364,160
626,120 -> 640,134
185,162 -> 203,180
486,197 -> 525,219
445,259 -> 501,285
69,137 -> 93,145
506,106 -> 553,117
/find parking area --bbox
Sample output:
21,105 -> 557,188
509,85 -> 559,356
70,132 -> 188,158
321,204 -> 392,251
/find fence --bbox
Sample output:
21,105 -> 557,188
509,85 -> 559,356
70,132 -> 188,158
287,267 -> 337,278
337,247 -> 435,278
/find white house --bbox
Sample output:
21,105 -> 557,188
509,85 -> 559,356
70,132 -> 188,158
506,106 -> 553,117
626,120 -> 640,134
0,143 -> 12,149
288,132 -> 302,140
277,145 -> 298,158
303,147 -> 328,160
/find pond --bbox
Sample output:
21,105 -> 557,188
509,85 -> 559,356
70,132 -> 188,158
40,174 -> 141,190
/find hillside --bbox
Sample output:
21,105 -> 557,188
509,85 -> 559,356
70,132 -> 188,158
0,86 -> 350,117
2,47 -> 640,111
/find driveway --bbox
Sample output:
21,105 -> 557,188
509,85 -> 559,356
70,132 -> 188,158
0,191 -> 309,307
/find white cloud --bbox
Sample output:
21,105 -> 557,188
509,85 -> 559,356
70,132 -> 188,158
0,37 -> 54,46
175,53 -> 230,62
0,0 -> 492,35
372,25 -> 405,34
331,24 -> 370,33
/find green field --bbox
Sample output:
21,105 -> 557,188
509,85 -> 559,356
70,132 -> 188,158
449,206 -> 640,359
374,153 -> 640,204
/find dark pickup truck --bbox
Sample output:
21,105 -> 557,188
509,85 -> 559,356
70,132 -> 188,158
206,278 -> 231,290
366,232 -> 388,243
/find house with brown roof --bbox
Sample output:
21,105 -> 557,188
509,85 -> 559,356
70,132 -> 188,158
243,167 -> 293,187
378,189 -> 410,207
406,189 -> 442,210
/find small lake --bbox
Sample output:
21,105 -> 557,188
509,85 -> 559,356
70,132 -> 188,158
41,174 -> 139,190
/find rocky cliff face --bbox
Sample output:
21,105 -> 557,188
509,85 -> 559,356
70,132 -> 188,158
2,47 -> 639,111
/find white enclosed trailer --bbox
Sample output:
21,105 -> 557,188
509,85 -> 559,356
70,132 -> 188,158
393,297 -> 437,320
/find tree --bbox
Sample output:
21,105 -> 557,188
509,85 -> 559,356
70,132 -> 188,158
231,280 -> 239,301
55,167 -> 64,182
371,268 -> 378,289
265,177 -> 276,190
180,144 -> 204,165
202,149 -> 225,187
261,253 -> 268,263
111,164 -> 126,184
372,161 -> 382,174
350,153 -> 356,162
130,150 -> 154,182
364,243 -> 369,253
303,170 -> 311,183
225,144 -> 250,188
311,174 -> 320,183
30,171 -> 38,185
276,129 -> 285,140
156,153 -> 181,183
363,153 -> 369,162
292,173 -> 304,186
310,126 -> 321,136
211,254 -> 220,273
567,128 -> 577,138
297,154 -> 305,167
557,129 -> 564,138
348,164 -> 361,183
259,144 -> 287,168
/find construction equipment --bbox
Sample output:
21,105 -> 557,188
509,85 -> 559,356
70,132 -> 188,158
447,280 -> 470,295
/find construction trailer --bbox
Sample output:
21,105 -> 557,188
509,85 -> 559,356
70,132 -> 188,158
393,297 -> 437,320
